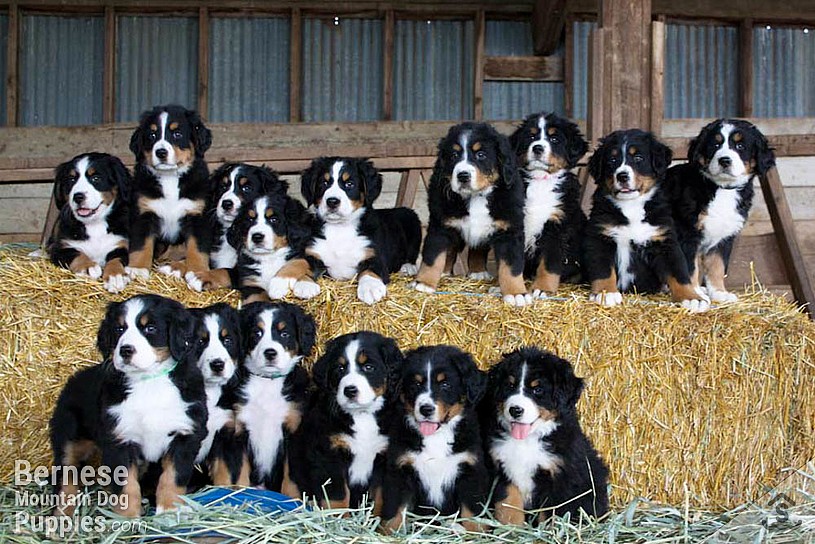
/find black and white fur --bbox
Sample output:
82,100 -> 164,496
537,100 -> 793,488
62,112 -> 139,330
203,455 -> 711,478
47,152 -> 132,293
300,157 -> 422,305
483,347 -> 609,524
666,119 -> 775,303
286,332 -> 403,509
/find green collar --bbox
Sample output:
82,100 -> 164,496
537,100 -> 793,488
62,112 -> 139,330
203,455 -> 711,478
136,360 -> 179,382
247,368 -> 286,380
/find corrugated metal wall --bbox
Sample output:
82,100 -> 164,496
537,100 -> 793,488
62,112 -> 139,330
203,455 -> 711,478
19,15 -> 104,126
571,20 -> 595,120
483,20 -> 565,121
753,26 -> 815,117
394,19 -> 473,121
664,23 -> 739,118
209,17 -> 290,123
116,16 -> 198,122
0,15 -> 7,124
302,17 -> 383,122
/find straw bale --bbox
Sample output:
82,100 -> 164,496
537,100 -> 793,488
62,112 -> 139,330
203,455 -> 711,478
0,247 -> 812,510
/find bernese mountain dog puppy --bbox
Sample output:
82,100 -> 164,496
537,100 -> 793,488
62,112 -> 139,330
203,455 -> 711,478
50,294 -> 206,517
666,119 -> 775,303
300,157 -> 422,305
381,345 -> 489,533
510,112 -> 589,297
285,331 -> 403,510
584,129 -> 710,311
47,152 -> 132,293
482,347 -> 609,525
227,193 -> 317,304
126,104 -> 213,281
188,303 -> 245,487
234,301 -> 316,491
186,163 -> 288,292
412,122 -> 530,306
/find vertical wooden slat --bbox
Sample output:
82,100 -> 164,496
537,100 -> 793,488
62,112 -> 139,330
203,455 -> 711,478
739,18 -> 754,118
103,6 -> 115,123
563,15 -> 574,119
197,7 -> 210,118
473,9 -> 485,121
650,18 -> 665,137
6,3 -> 19,127
382,10 -> 394,121
290,8 -> 302,123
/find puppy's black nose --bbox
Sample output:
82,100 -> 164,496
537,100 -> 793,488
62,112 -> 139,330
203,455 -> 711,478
221,200 -> 234,211
343,385 -> 358,399
532,145 -> 544,156
119,345 -> 135,359
616,171 -> 630,184
155,148 -> 169,160
718,156 -> 732,168
508,405 -> 524,419
264,348 -> 277,361
326,197 -> 341,209
210,359 -> 225,373
251,232 -> 265,244
72,192 -> 86,205
456,171 -> 471,184
419,404 -> 435,418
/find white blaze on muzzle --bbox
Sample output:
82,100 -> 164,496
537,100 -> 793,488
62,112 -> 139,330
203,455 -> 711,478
217,166 -> 243,224
317,161 -> 355,221
151,111 -> 178,170
113,299 -> 168,372
69,156 -> 110,223
706,123 -> 749,183
451,132 -> 478,195
336,339 -> 382,413
198,314 -> 235,385
245,309 -> 300,377
525,116 -> 552,171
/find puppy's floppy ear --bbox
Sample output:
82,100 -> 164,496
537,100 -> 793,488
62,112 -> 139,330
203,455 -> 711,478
129,123 -> 144,159
309,341 -> 334,390
259,165 -> 288,195
751,125 -> 776,176
508,118 -> 529,157
648,134 -> 673,179
452,350 -> 488,406
564,121 -> 590,169
290,304 -> 317,357
357,159 -> 383,205
283,197 -> 313,252
299,160 -> 322,207
587,138 -> 607,184
108,156 -> 133,203
186,109 -> 212,157
497,131 -> 521,188
53,159 -> 75,210
226,208 -> 247,249
169,304 -> 196,361
96,301 -> 123,361
687,121 -> 715,166
238,304 -> 260,355
556,371 -> 584,412
379,336 -> 404,402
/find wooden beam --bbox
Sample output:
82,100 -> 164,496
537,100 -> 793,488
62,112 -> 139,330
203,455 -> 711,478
532,0 -> 567,56
564,15 -> 574,117
198,7 -> 210,118
289,7 -> 302,123
566,0 -> 815,22
102,6 -> 116,123
739,18 -> 754,118
382,10 -> 394,121
6,3 -> 19,127
483,56 -> 564,82
759,167 -> 815,317
473,9 -> 485,121
650,18 -> 665,137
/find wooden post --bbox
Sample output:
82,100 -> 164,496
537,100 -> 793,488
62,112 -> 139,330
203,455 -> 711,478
290,8 -> 302,123
760,167 -> 815,317
650,18 -> 665,137
739,18 -> 754,118
473,10 -> 485,121
564,15 -> 574,118
6,3 -> 19,127
382,10 -> 394,121
532,0 -> 567,56
103,6 -> 116,123
198,7 -> 210,118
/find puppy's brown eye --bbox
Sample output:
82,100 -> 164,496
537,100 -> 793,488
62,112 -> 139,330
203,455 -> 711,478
223,337 -> 233,347
439,380 -> 451,390
144,324 -> 157,334
279,330 -> 290,339
475,150 -> 487,160
362,363 -> 374,373
114,325 -> 125,334
532,386 -> 544,396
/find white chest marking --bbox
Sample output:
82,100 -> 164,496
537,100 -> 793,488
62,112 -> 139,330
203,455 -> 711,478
524,171 -> 565,254
605,191 -> 660,291
108,375 -> 194,463
211,231 -> 237,269
404,417 -> 470,508
447,192 -> 495,248
246,247 -> 291,286
65,221 -> 125,266
146,172 -> 200,242
196,385 -> 232,463
340,412 -> 388,487
490,435 -> 561,508
700,189 -> 745,252
237,375 -> 289,479
310,220 -> 370,280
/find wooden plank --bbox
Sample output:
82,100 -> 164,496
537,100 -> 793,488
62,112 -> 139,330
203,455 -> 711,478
40,196 -> 58,246
103,6 -> 116,123
739,19 -> 754,118
586,27 -> 608,144
382,9 -> 394,121
482,56 -> 564,82
567,0 -> 815,22
650,19 -> 665,137
198,7 -> 210,118
6,3 -> 19,127
727,232 -> 788,288
759,167 -> 815,317
394,169 -> 422,208
473,10 -> 485,121
532,0 -> 567,56
289,8 -> 302,123
563,15 -> 574,118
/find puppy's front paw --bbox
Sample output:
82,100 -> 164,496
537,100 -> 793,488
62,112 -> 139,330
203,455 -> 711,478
590,291 -> 623,307
358,275 -> 387,305
125,266 -> 150,280
293,280 -> 321,299
467,271 -> 494,281
399,263 -> 419,276
409,280 -> 436,294
184,271 -> 204,292
502,293 -> 533,307
157,264 -> 183,279
86,265 -> 103,280
104,274 -> 130,294
707,288 -> 737,303
531,289 -> 549,300
268,277 -> 295,299
681,298 -> 710,312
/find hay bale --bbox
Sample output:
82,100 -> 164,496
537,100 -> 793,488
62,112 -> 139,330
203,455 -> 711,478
0,247 -> 812,510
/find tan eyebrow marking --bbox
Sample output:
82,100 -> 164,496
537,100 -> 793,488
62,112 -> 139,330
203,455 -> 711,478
472,142 -> 482,151
342,172 -> 350,182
